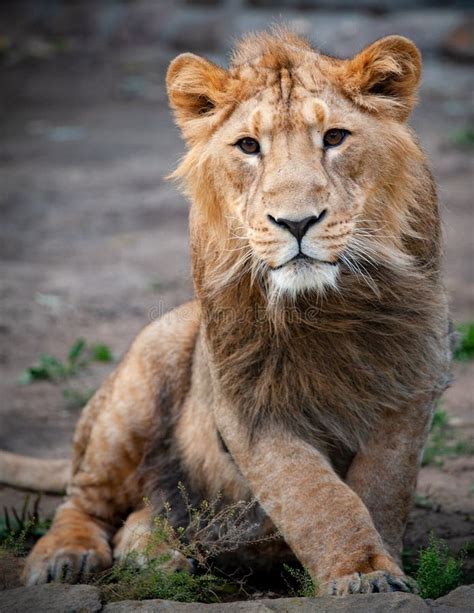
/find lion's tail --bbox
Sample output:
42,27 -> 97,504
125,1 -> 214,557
0,450 -> 70,494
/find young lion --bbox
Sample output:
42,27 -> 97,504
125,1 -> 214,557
19,30 -> 452,595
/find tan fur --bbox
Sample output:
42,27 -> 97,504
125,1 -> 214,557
20,30 -> 451,596
0,450 -> 69,494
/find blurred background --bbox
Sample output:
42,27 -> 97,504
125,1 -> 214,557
0,0 -> 472,589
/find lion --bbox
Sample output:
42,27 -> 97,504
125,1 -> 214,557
0,30 -> 452,596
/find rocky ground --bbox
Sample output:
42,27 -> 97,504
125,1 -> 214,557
0,0 -> 473,609
0,583 -> 473,612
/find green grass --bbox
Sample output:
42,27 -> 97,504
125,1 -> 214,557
430,408 -> 450,430
98,555 -> 234,604
91,343 -> 114,362
453,323 -> 474,362
282,564 -> 316,597
402,547 -> 418,577
20,338 -> 114,384
451,126 -> 474,149
20,338 -> 113,408
0,495 -> 51,556
62,387 -> 96,410
414,494 -> 435,510
422,408 -> 474,467
416,533 -> 465,599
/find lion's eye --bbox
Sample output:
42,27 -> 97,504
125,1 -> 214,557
323,129 -> 350,148
236,137 -> 260,155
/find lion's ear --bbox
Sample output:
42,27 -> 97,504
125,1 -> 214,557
167,53 -> 228,128
343,36 -> 422,121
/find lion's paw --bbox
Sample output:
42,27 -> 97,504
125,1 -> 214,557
320,570 -> 416,596
23,546 -> 111,586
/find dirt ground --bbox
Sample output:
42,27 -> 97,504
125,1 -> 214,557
0,0 -> 473,591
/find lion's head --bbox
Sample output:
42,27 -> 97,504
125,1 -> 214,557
167,30 -> 435,302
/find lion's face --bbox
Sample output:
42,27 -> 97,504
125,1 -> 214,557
207,83 -> 377,295
167,32 -> 422,298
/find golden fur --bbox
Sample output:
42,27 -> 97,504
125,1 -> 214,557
16,30 -> 452,596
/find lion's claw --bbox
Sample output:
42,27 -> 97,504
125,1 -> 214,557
321,570 -> 415,597
23,547 -> 111,586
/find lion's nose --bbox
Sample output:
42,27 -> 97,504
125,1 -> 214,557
268,210 -> 327,242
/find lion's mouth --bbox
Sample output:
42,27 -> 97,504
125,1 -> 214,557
272,253 -> 339,270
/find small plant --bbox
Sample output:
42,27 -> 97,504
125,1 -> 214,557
20,339 -> 112,409
416,533 -> 465,599
20,338 -> 113,384
62,387 -> 96,409
20,338 -> 87,383
422,408 -> 474,466
430,409 -> 450,430
172,484 -> 278,565
91,343 -> 114,363
282,564 -> 315,597
423,409 -> 449,466
98,489 -> 278,603
0,522 -> 33,559
414,494 -> 434,510
454,323 -> 474,362
402,547 -> 418,577
0,495 -> 51,556
451,126 -> 474,149
99,555 -> 232,603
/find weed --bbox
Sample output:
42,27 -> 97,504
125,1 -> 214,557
133,486 -> 279,573
62,387 -> 96,410
402,547 -> 418,577
0,495 -> 51,556
99,555 -> 233,603
20,338 -> 86,383
416,533 -> 465,599
20,338 -> 113,384
451,126 -> 474,149
150,281 -> 162,293
414,494 -> 435,510
91,344 -> 114,362
20,339 -> 112,409
282,564 -> 315,597
431,409 -> 450,430
454,322 -> 474,362
0,522 -> 34,558
463,541 -> 474,556
422,408 -> 474,467
98,490 -> 278,603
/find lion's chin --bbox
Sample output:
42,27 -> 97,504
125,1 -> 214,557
269,260 -> 340,298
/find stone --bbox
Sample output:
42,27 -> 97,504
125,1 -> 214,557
0,583 -> 102,613
1,584 -> 472,612
104,592 -> 430,612
430,584 -> 474,611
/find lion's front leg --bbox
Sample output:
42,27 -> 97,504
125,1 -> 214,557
215,404 -> 410,596
346,401 -> 434,563
23,337 -> 158,585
